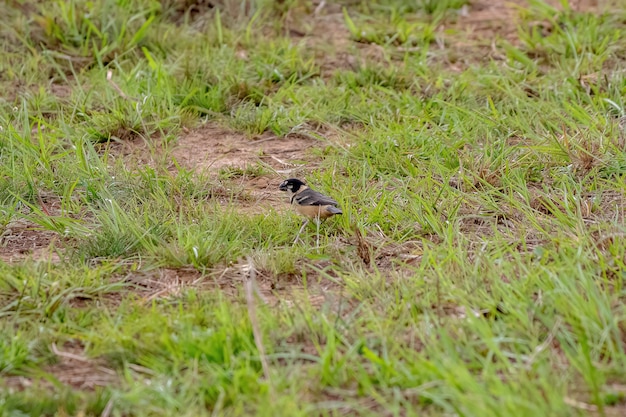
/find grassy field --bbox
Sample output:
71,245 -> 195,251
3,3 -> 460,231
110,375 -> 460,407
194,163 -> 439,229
2,0 -> 626,415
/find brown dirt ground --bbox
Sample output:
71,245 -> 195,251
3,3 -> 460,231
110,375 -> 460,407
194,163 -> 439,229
169,123 -> 327,212
4,341 -> 119,392
0,219 -> 60,263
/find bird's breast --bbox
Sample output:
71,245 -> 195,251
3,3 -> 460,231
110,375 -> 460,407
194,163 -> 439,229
295,204 -> 338,219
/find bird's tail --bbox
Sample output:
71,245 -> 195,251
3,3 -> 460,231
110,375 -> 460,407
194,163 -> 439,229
326,206 -> 343,215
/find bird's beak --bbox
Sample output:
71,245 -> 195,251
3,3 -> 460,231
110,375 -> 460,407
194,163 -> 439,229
279,182 -> 288,191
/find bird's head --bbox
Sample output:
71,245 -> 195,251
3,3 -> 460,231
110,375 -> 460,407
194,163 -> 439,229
279,178 -> 306,193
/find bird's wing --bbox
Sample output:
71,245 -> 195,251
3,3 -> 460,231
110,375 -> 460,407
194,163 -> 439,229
295,189 -> 339,206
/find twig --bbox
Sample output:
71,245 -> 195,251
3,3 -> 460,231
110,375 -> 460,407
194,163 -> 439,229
51,342 -> 89,362
38,193 -> 52,216
524,318 -> 561,370
101,397 -> 114,417
270,155 -> 301,167
245,257 -> 273,392
397,46 -> 422,52
252,135 -> 280,144
127,363 -> 156,376
564,397 -> 598,411
594,232 -> 626,248
106,70 -> 140,102
314,0 -> 326,15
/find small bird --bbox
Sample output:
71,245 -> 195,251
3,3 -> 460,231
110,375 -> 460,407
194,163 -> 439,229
279,178 -> 342,245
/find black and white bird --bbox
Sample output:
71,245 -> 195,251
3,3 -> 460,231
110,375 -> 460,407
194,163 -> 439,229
279,178 -> 342,245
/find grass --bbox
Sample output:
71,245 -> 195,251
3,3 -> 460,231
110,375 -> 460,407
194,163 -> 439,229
1,0 -> 626,415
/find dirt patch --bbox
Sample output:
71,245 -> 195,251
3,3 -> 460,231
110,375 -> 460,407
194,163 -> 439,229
294,0 -> 605,73
211,257 -> 349,309
169,122 -> 328,212
126,267 -> 205,303
48,82 -> 73,99
121,261 -> 350,312
591,190 -> 626,224
455,0 -> 602,42
302,10 -> 385,76
455,0 -> 520,43
0,218 -> 60,263
98,134 -> 167,172
4,341 -> 118,392
567,381 -> 626,417
439,0 -> 602,69
171,123 -> 321,174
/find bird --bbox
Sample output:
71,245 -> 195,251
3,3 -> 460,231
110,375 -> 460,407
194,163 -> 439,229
279,178 -> 342,245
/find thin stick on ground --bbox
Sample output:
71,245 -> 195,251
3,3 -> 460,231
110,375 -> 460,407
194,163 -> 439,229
245,256 -> 273,392
51,342 -> 89,362
106,70 -> 139,102
314,0 -> 326,15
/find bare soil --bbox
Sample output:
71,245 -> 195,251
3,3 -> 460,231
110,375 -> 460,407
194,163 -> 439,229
0,218 -> 60,263
4,341 -> 119,392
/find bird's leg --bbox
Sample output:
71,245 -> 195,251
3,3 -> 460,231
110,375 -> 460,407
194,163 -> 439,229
315,216 -> 321,249
293,219 -> 309,245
